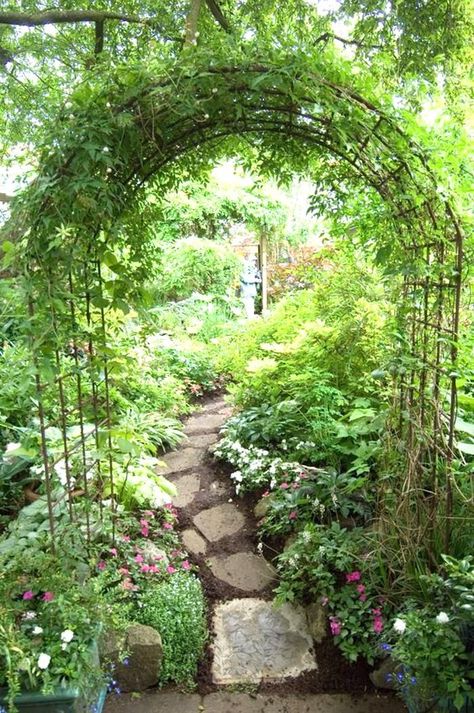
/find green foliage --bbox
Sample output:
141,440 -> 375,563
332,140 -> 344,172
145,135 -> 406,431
0,550 -> 110,709
389,566 -> 474,711
152,238 -> 241,302
136,573 -> 207,687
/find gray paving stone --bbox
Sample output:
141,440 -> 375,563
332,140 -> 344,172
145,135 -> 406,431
212,598 -> 316,684
104,691 -> 201,713
104,692 -> 405,713
186,432 -> 219,448
209,553 -> 276,591
172,473 -> 201,508
182,528 -> 207,555
193,503 -> 245,541
203,692 -> 406,712
157,447 -> 204,475
184,413 -> 227,435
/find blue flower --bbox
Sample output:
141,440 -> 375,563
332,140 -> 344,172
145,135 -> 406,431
122,657 -> 130,666
396,671 -> 404,683
410,676 -> 417,685
379,642 -> 392,652
385,673 -> 393,682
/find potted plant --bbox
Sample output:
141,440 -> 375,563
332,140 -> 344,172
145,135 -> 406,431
0,551 -> 109,713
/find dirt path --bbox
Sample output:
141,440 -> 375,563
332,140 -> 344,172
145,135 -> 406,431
105,395 -> 405,712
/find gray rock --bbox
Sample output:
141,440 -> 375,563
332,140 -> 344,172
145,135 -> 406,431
156,448 -> 203,475
370,655 -> 402,690
141,542 -> 169,565
208,552 -> 276,592
193,503 -> 245,542
305,602 -> 327,643
254,496 -> 272,520
100,624 -> 163,692
184,413 -> 227,435
186,433 -> 219,448
172,473 -> 201,508
181,528 -> 207,555
212,598 -> 316,684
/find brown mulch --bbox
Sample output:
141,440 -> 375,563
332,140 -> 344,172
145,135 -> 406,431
171,405 -> 377,697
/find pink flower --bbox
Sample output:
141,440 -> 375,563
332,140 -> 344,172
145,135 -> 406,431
329,617 -> 342,636
372,608 -> 382,616
171,550 -> 182,558
346,571 -> 361,583
288,510 -> 298,520
122,578 -> 138,591
182,560 -> 191,570
109,548 -> 118,557
134,554 -> 144,563
140,564 -> 150,573
149,565 -> 160,574
22,590 -> 34,601
122,535 -> 131,543
42,592 -> 54,602
154,554 -> 163,561
373,616 -> 384,634
163,522 -> 173,531
321,596 -> 329,606
118,567 -> 129,576
144,510 -> 155,518
166,565 -> 177,574
356,584 -> 365,594
140,519 -> 149,537
262,490 -> 270,497
279,482 -> 289,490
359,593 -> 367,602
97,560 -> 106,571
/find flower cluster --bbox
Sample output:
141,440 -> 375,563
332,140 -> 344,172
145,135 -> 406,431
95,506 -> 194,595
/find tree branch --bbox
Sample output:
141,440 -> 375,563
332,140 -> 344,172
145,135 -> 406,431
205,0 -> 231,33
0,10 -> 178,41
314,31 -> 382,50
95,20 -> 104,55
185,0 -> 202,46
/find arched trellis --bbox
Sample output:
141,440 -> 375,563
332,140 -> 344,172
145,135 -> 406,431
5,53 -> 465,568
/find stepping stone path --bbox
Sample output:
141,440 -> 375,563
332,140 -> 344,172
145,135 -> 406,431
104,395 -> 406,712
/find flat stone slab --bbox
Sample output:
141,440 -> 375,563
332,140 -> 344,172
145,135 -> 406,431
212,598 -> 316,684
193,503 -> 245,542
157,448 -> 204,475
209,553 -> 276,591
181,528 -> 207,555
105,692 -> 406,713
172,473 -> 201,508
184,413 -> 227,435
203,693 -> 407,713
104,691 -> 201,713
186,433 -> 219,448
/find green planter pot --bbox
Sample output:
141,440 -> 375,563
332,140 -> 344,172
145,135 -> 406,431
0,685 -> 107,713
0,639 -> 107,713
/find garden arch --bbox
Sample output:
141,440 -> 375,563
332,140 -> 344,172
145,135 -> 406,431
7,52 -> 465,559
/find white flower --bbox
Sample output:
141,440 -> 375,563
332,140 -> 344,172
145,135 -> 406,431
61,629 -> 74,643
32,626 -> 43,635
61,643 -> 68,651
23,611 -> 36,620
436,612 -> 449,624
257,542 -> 263,555
393,618 -> 407,634
5,442 -> 21,453
37,653 -> 51,670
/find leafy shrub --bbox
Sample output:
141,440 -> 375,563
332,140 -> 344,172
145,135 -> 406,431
136,573 -> 207,686
152,238 -> 241,301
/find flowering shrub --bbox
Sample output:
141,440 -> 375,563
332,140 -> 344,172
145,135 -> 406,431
94,506 -> 195,600
386,557 -> 474,711
0,551 -> 111,711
